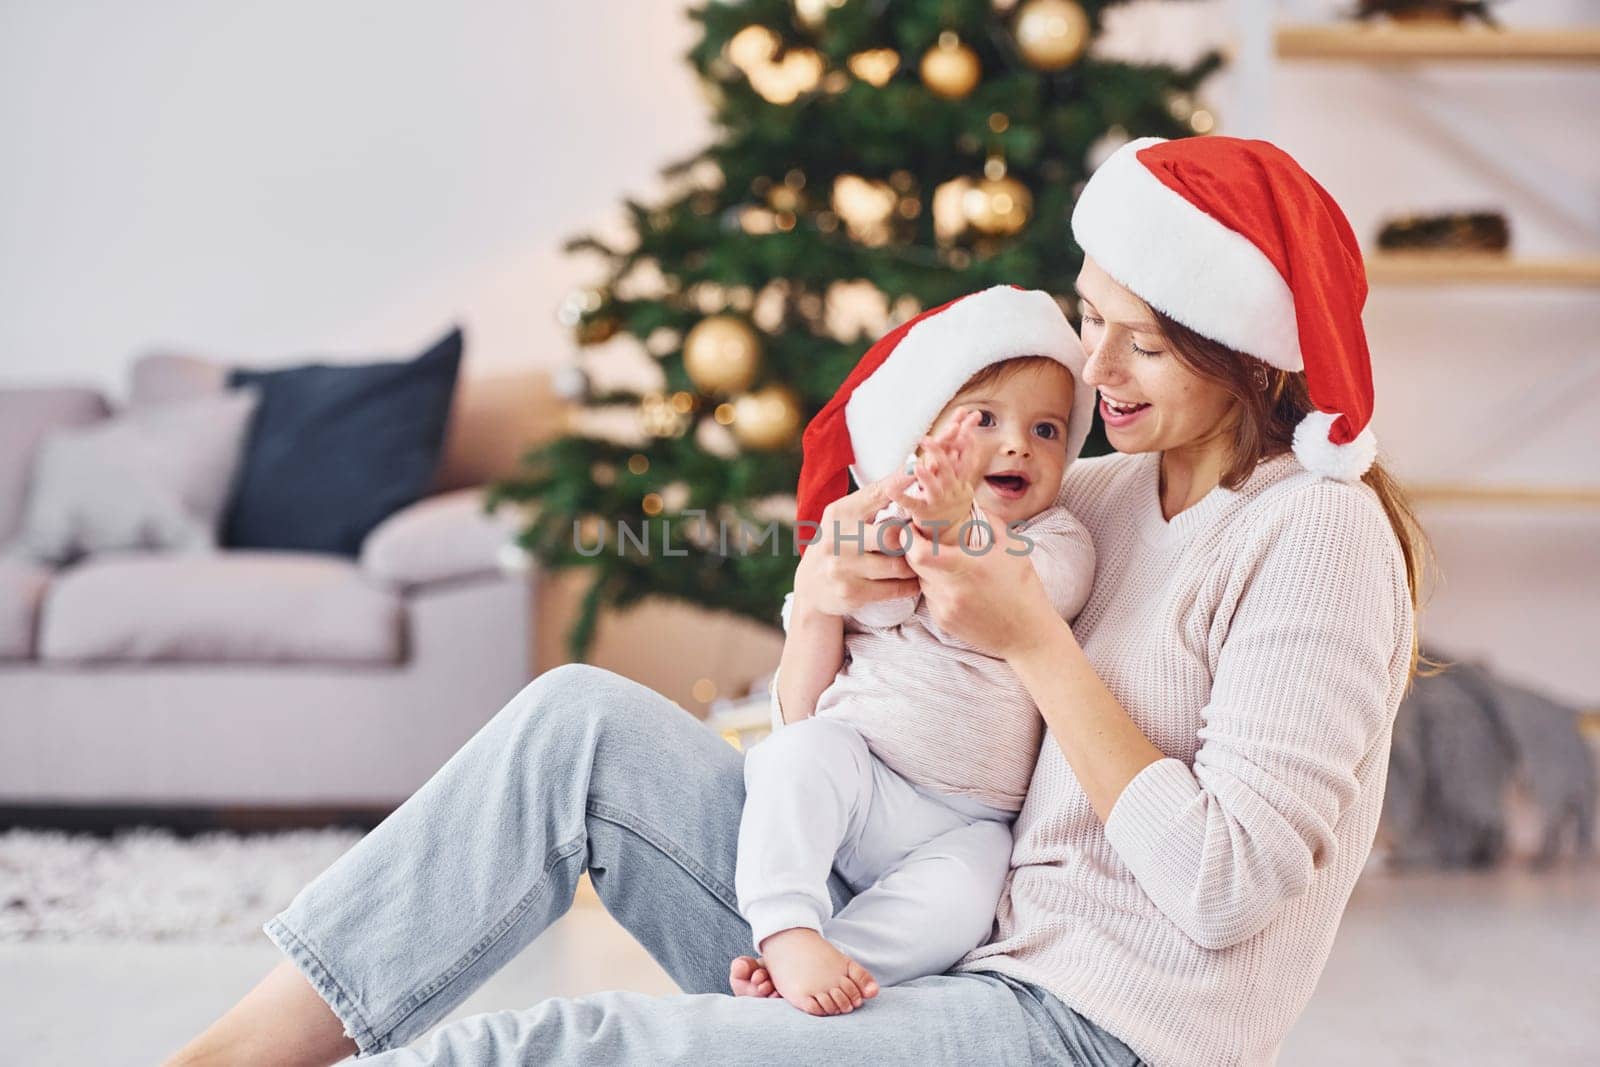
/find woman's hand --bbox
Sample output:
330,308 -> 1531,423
792,470 -> 921,619
901,519 -> 1062,660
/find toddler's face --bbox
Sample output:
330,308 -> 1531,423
927,361 -> 1075,526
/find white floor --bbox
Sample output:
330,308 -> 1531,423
5,866 -> 1597,1066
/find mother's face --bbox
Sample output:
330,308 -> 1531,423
1073,257 -> 1237,456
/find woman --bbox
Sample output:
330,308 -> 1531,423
170,136 -> 1426,1066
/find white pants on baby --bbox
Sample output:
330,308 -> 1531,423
735,716 -> 1015,988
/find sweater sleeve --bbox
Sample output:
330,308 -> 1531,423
1012,506 -> 1096,622
1100,484 -> 1411,951
846,501 -> 921,629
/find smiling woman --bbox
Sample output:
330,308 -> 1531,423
169,137 -> 1427,1067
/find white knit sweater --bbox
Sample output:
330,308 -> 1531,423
772,449 -> 1414,1066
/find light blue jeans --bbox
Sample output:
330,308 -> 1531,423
263,664 -> 1144,1065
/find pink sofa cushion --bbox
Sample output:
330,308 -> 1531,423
0,388 -> 110,544
0,557 -> 52,660
360,488 -> 521,590
38,552 -> 404,665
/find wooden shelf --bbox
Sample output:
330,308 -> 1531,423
1276,25 -> 1600,63
1408,483 -> 1600,509
1366,253 -> 1600,286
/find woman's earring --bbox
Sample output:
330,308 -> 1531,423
1252,365 -> 1270,392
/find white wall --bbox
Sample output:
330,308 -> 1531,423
0,0 -> 709,391
2,1 -> 1596,701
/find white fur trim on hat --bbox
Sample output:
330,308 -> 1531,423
843,285 -> 1096,486
1292,410 -> 1378,482
1071,137 -> 1303,372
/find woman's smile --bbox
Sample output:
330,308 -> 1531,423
1099,393 -> 1151,428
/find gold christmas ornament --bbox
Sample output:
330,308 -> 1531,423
920,32 -> 981,100
847,49 -> 900,88
1014,0 -> 1090,71
575,314 -> 620,346
683,315 -> 763,394
731,385 -> 803,451
963,175 -> 1032,236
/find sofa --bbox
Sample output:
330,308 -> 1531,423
0,354 -> 561,810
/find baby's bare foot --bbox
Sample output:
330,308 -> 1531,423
758,928 -> 879,1016
728,955 -> 778,998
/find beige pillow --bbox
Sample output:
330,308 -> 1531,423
11,390 -> 259,564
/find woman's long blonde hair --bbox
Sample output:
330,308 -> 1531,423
1152,310 -> 1438,683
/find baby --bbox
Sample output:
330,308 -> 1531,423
730,285 -> 1098,1016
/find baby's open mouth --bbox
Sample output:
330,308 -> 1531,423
984,472 -> 1030,499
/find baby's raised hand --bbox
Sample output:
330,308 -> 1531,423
891,409 -> 986,543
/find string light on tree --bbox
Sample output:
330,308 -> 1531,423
638,392 -> 691,439
1014,0 -> 1091,71
723,24 -> 824,105
920,32 -> 981,99
847,49 -> 900,87
832,174 -> 898,244
933,176 -> 975,241
683,315 -> 763,394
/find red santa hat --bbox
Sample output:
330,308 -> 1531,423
795,284 -> 1095,538
1071,135 -> 1378,482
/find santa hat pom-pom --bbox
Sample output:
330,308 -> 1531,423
1293,410 -> 1378,483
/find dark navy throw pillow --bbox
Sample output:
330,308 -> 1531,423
222,327 -> 463,556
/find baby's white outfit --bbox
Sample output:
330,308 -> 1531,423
735,499 -> 1095,986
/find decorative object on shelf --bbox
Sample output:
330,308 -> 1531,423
920,31 -> 981,99
1014,0 -> 1091,70
683,315 -> 762,394
1354,0 -> 1499,27
1376,210 -> 1510,254
730,384 -> 802,450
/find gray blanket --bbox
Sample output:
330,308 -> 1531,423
1381,648 -> 1597,868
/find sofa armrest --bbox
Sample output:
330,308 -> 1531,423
360,488 -> 525,591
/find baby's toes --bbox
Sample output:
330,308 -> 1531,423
826,987 -> 855,1014
846,960 -> 879,999
801,994 -> 832,1017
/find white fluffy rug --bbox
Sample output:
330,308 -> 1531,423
0,827 -> 364,942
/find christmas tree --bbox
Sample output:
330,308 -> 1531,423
489,0 -> 1221,659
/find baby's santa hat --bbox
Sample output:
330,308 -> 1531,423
795,284 -> 1095,537
1071,135 -> 1378,482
